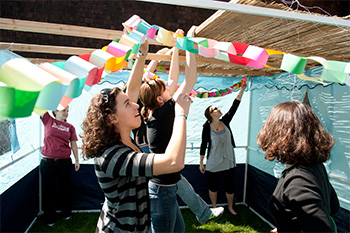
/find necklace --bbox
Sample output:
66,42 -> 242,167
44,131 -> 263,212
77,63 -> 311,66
212,122 -> 221,131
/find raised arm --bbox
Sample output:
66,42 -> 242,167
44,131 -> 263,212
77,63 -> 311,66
173,26 -> 197,101
235,83 -> 247,101
126,40 -> 149,103
152,93 -> 192,175
146,47 -> 171,73
167,29 -> 184,95
147,29 -> 184,96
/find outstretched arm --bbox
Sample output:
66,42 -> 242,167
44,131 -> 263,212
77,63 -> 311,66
167,29 -> 184,95
126,40 -> 149,103
146,29 -> 184,96
235,83 -> 247,101
174,26 -> 197,101
146,47 -> 171,73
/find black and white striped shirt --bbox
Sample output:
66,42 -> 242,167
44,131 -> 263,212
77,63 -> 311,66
94,144 -> 154,232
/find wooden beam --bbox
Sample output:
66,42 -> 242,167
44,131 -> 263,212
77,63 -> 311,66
25,56 -> 280,77
0,42 -> 95,55
1,42 -> 237,67
2,41 -> 282,76
0,18 -> 161,45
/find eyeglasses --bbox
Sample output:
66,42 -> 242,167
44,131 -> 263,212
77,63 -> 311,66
210,107 -> 218,114
100,88 -> 113,105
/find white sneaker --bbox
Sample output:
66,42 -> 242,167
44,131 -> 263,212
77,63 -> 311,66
47,223 -> 55,227
206,207 -> 224,223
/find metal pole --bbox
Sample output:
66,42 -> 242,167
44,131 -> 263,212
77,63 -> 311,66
243,77 -> 253,204
137,0 -> 350,28
38,117 -> 43,216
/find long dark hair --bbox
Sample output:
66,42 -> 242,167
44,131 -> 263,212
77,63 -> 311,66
203,105 -> 213,126
256,101 -> 334,164
81,87 -> 122,159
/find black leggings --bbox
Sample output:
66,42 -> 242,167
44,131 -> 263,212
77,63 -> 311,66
207,168 -> 235,194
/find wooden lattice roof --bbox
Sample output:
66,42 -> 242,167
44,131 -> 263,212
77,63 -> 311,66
189,0 -> 350,76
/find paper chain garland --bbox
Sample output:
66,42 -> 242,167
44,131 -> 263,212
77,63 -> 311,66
143,69 -> 247,98
0,15 -> 349,120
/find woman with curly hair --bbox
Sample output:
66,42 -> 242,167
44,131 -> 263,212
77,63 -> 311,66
256,101 -> 339,233
80,40 -> 192,233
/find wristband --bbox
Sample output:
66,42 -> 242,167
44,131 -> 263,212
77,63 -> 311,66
138,52 -> 148,56
175,115 -> 187,120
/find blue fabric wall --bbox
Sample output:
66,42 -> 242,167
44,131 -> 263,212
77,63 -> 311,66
0,167 -> 39,232
70,164 -> 245,210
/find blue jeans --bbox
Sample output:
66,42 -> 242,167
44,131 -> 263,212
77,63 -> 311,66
149,182 -> 185,233
177,174 -> 212,224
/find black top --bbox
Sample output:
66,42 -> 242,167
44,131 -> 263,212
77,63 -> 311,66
132,99 -> 148,146
269,163 -> 339,232
146,98 -> 181,185
200,98 -> 240,159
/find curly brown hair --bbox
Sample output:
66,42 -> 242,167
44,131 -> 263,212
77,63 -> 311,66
256,101 -> 334,165
80,87 -> 122,159
139,79 -> 166,120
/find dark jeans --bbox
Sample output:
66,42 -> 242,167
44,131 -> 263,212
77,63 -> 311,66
40,157 -> 72,224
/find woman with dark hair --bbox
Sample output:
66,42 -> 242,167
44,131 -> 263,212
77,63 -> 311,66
81,40 -> 192,233
40,106 -> 79,226
256,101 -> 339,232
199,83 -> 247,216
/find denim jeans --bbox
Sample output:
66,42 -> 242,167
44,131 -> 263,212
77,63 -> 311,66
40,157 -> 72,224
149,182 -> 185,233
177,174 -> 212,224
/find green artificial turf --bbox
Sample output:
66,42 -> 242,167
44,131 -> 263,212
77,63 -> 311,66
28,205 -> 272,232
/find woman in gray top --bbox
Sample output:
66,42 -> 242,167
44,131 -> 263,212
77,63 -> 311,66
200,83 -> 247,216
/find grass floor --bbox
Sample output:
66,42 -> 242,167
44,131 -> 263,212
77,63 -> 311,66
28,205 -> 273,233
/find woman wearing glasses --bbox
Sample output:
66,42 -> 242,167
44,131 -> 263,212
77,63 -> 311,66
199,83 -> 247,216
81,40 -> 192,233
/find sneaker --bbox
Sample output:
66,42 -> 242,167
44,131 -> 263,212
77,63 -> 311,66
206,207 -> 224,223
47,223 -> 55,227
